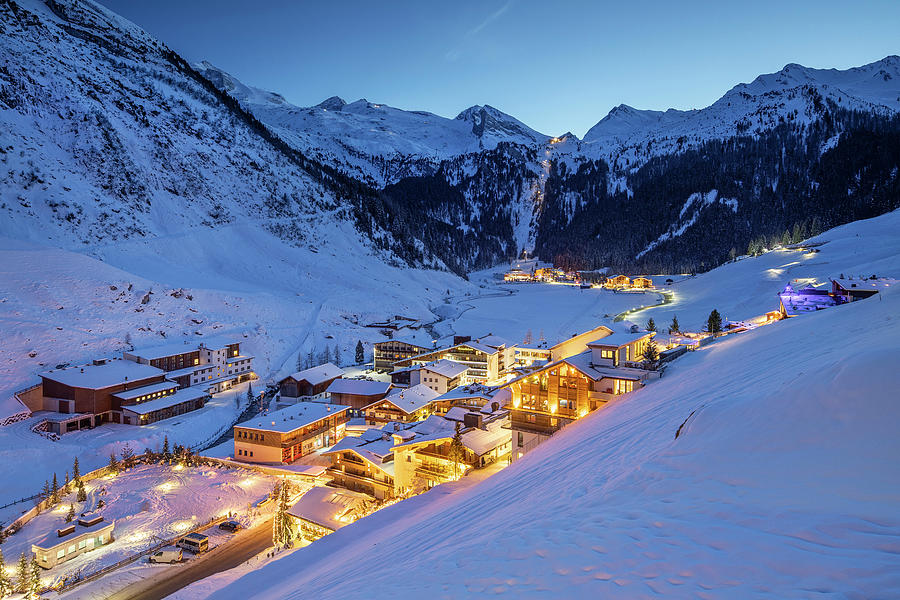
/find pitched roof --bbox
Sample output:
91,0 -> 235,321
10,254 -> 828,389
287,487 -> 372,531
420,359 -> 469,379
586,331 -> 654,348
326,379 -> 391,396
375,384 -> 440,414
238,402 -> 349,433
288,363 -> 344,386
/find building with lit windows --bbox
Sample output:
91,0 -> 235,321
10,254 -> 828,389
363,384 -> 440,425
32,513 -> 114,569
373,340 -> 431,372
234,402 -> 350,464
501,348 -> 649,459
124,339 -> 254,394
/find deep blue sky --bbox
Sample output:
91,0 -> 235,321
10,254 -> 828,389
99,0 -> 899,137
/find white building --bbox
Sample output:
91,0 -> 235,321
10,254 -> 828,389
124,339 -> 254,394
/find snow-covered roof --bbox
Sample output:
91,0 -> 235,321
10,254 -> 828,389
420,359 -> 469,379
832,278 -> 896,292
476,334 -> 512,349
33,517 -> 114,550
287,487 -> 372,532
586,331 -> 653,348
120,387 -> 209,415
111,380 -> 179,402
462,421 -> 509,456
563,351 -> 646,382
326,379 -> 391,396
238,402 -> 350,434
434,383 -> 496,404
459,340 -> 497,354
41,359 -> 164,390
226,354 -> 254,364
288,363 -> 344,386
127,341 -> 202,360
374,384 -> 440,414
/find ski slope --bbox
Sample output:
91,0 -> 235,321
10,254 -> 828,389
192,210 -> 900,600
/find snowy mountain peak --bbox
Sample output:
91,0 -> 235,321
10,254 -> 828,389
315,96 -> 347,111
455,104 -> 548,144
193,61 -> 287,106
584,104 -> 691,142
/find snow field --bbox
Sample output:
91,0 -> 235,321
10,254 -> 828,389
0,463 -> 278,587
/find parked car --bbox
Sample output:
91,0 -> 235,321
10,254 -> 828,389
218,520 -> 242,533
176,533 -> 209,554
149,547 -> 182,564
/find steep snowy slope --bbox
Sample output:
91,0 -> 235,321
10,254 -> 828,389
203,224 -> 900,599
0,0 -> 443,269
193,62 -> 550,186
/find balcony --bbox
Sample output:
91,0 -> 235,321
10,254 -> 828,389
328,467 -> 392,489
415,461 -> 454,480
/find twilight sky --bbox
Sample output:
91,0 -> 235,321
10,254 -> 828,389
99,0 -> 899,137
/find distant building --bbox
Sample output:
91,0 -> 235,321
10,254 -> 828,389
831,277 -> 893,303
586,331 -> 655,368
393,335 -> 514,384
278,363 -> 344,400
364,384 -> 440,425
604,275 -> 630,289
778,283 -> 836,318
632,276 -> 653,289
38,359 -> 208,432
325,379 -> 392,414
287,487 -> 374,542
504,268 -> 532,282
373,340 -> 431,372
234,402 -> 350,464
549,325 -> 614,361
32,513 -> 114,569
394,359 -> 468,395
124,339 -> 254,394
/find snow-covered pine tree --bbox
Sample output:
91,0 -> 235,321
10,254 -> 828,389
50,473 -> 58,504
670,315 -> 680,333
272,479 -> 293,548
108,453 -> 119,474
295,350 -> 303,372
76,480 -> 86,503
41,480 -> 50,503
65,504 -> 75,523
246,382 -> 254,408
355,340 -> 364,365
321,346 -> 332,365
16,553 -> 27,594
333,344 -> 341,367
643,341 -> 659,369
162,435 -> 170,462
72,457 -> 80,484
121,445 -> 134,469
449,422 -> 466,479
707,309 -> 723,335
647,318 -> 656,332
63,471 -> 70,495
29,556 -> 41,599
0,548 -> 10,599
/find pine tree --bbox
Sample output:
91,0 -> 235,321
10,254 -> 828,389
162,436 -> 170,462
355,340 -> 364,365
246,383 -> 254,408
72,457 -> 81,484
333,344 -> 341,367
321,346 -> 332,365
643,341 -> 660,369
272,480 -> 293,548
670,315 -> 680,333
449,422 -> 466,479
65,504 -> 75,523
108,453 -> 119,474
707,309 -> 723,335
41,480 -> 50,503
306,348 -> 315,369
0,548 -> 10,599
121,445 -> 135,470
646,318 -> 656,332
50,473 -> 58,504
295,351 -> 303,372
29,556 -> 40,599
16,553 -> 27,595
76,480 -> 87,503
63,472 -> 70,496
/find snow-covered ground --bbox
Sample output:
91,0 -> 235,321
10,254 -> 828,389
0,463 -> 276,588
178,209 -> 900,600
632,208 -> 900,332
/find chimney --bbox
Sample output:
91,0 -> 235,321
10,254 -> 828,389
463,412 -> 483,429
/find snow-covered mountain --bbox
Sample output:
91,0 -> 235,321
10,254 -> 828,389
194,56 -> 900,272
193,62 -> 549,186
582,56 -> 900,165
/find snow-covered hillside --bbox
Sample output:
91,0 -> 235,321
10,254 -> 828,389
198,211 -> 900,600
